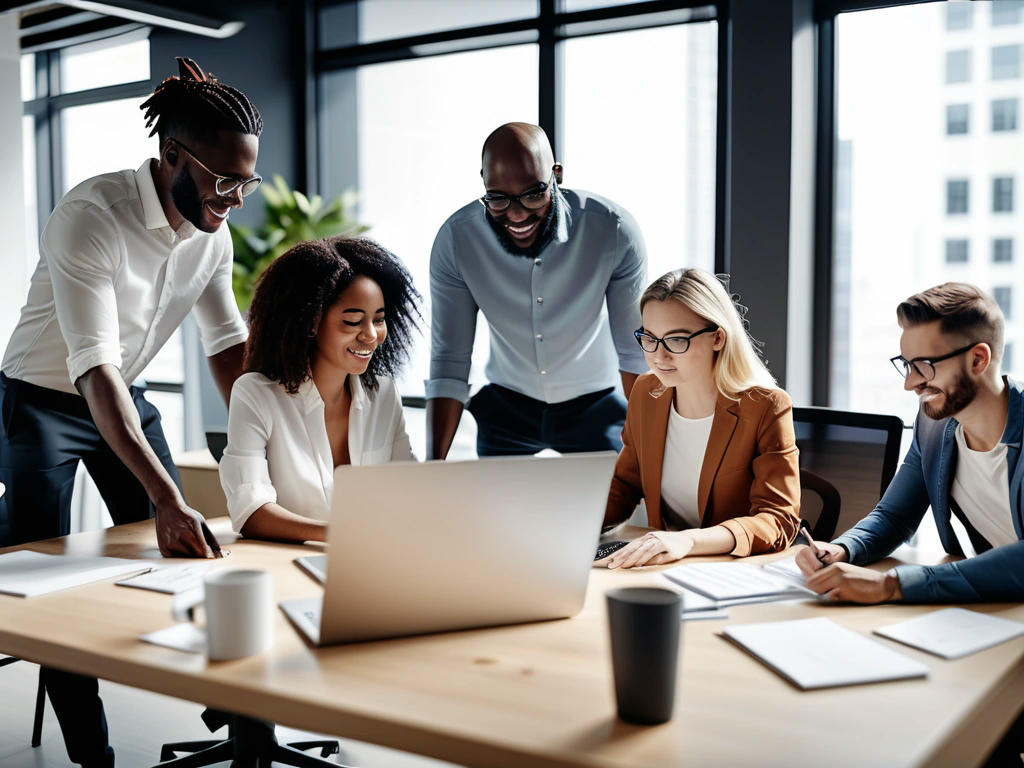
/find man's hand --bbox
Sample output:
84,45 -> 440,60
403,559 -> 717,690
155,502 -> 220,558
607,531 -> 695,569
803,562 -> 902,604
794,540 -> 848,575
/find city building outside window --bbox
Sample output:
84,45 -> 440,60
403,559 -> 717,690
991,44 -> 1022,80
945,49 -> 971,83
993,176 -> 1014,212
945,2 -> 972,31
946,103 -> 969,134
947,179 -> 969,214
992,98 -> 1019,131
994,285 -> 1014,320
994,237 -> 1014,263
945,238 -> 969,263
992,0 -> 1024,27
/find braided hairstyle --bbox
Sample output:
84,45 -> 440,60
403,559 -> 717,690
141,57 -> 262,145
245,236 -> 422,395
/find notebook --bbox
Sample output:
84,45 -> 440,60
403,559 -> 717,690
0,550 -> 152,598
722,617 -> 930,689
874,608 -> 1024,659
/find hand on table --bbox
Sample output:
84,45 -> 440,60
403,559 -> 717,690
606,531 -> 694,569
801,560 -> 902,604
155,502 -> 222,559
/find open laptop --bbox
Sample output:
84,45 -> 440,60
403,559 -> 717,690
280,452 -> 616,645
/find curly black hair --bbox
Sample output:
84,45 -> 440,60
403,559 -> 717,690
245,236 -> 421,395
141,57 -> 262,145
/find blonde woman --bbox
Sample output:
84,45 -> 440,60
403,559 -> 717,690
603,268 -> 800,569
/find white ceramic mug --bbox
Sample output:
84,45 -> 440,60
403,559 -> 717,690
173,568 -> 273,660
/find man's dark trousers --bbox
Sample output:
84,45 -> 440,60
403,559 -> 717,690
467,383 -> 627,456
0,373 -> 181,768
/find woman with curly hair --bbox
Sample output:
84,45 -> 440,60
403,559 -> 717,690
602,268 -> 801,569
219,235 -> 420,542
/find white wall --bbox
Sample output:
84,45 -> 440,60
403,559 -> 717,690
0,11 -> 27,346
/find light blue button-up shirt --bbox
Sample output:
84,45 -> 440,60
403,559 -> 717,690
426,189 -> 648,404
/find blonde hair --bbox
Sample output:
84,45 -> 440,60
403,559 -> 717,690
640,268 -> 776,400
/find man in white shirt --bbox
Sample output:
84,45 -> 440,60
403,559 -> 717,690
0,57 -> 261,768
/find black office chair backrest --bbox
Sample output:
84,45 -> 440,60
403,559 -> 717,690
791,406 -> 905,539
799,468 -> 841,541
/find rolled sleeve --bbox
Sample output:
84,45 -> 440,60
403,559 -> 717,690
43,202 -> 125,383
426,222 -> 478,403
605,210 -> 648,375
219,380 -> 277,532
192,233 -> 248,357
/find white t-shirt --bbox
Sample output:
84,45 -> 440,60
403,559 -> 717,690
219,372 -> 415,532
3,161 -> 247,393
951,423 -> 1017,549
659,407 -> 715,530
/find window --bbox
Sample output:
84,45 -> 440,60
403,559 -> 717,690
946,2 -> 973,30
946,49 -> 970,83
945,239 -> 969,263
992,0 -> 1024,26
946,103 -> 969,135
947,179 -> 969,214
828,3 -> 1024,423
991,44 -> 1021,80
994,286 -> 1013,320
317,2 -> 719,399
994,238 -> 1014,263
993,176 -> 1014,213
992,98 -> 1019,132
1005,342 -> 1015,375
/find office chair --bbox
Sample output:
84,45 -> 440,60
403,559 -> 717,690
799,469 -> 840,541
792,406 -> 905,538
157,433 -> 345,768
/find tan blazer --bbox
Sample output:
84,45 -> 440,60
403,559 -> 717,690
605,373 -> 801,556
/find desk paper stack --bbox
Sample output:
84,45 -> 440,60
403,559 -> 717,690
662,558 -> 815,603
723,617 -> 930,689
874,608 -> 1024,659
116,562 -> 210,595
0,550 -> 152,598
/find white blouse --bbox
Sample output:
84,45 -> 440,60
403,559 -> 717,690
219,372 -> 414,532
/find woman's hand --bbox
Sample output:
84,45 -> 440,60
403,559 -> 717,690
606,531 -> 696,569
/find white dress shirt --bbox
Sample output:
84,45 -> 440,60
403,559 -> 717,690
2,161 -> 247,393
219,372 -> 415,532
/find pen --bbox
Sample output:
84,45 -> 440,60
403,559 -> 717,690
199,519 -> 223,558
798,520 -> 829,567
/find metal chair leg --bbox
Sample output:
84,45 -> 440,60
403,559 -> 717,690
31,670 -> 44,747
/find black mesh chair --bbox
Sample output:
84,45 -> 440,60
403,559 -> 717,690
156,433 -> 346,768
792,406 -> 905,539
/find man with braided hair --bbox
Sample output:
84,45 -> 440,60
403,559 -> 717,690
0,57 -> 261,767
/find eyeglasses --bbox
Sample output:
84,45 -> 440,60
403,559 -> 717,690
889,342 -> 979,381
479,172 -> 554,213
170,139 -> 262,198
634,325 -> 718,354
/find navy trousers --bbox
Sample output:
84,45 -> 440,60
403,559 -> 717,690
0,373 -> 180,768
467,384 -> 626,457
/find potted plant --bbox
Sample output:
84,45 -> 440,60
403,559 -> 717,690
229,175 -> 367,311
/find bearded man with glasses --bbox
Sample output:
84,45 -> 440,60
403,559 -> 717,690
0,57 -> 261,768
426,122 -> 648,458
796,282 -> 1024,608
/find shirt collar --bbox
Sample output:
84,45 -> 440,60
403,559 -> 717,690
135,159 -> 197,239
297,374 -> 369,414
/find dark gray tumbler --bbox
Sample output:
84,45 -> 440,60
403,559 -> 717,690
605,587 -> 682,725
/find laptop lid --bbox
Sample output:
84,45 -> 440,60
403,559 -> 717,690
314,452 -> 615,644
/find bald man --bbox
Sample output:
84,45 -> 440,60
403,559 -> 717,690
426,123 -> 648,459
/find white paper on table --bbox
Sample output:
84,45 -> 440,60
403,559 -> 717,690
116,562 -> 211,594
874,608 -> 1024,659
140,623 -> 207,654
722,617 -> 930,690
663,561 -> 816,601
0,550 -> 153,598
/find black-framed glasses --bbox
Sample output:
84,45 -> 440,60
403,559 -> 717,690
170,138 -> 262,198
634,325 -> 718,354
479,171 -> 554,212
889,342 -> 980,381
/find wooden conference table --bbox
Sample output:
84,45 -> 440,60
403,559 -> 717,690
1,520 -> 1022,768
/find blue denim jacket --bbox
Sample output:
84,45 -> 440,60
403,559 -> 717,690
833,376 -> 1024,602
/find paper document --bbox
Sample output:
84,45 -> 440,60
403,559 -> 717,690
117,562 -> 211,594
295,554 -> 327,585
140,623 -> 206,654
874,608 -> 1024,659
723,617 -> 930,689
662,561 -> 815,601
0,550 -> 152,598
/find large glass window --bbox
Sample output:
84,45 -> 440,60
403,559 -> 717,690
945,2 -> 972,31
62,98 -> 154,193
59,35 -> 149,94
830,4 -> 1023,424
992,0 -> 1024,27
945,103 -> 969,135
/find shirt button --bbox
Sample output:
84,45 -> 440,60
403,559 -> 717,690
536,297 -> 544,304
536,333 -> 544,341
540,370 -> 547,375
534,258 -> 542,267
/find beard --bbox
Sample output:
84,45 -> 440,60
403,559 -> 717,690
170,164 -> 205,230
485,187 -> 563,258
920,367 -> 978,420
